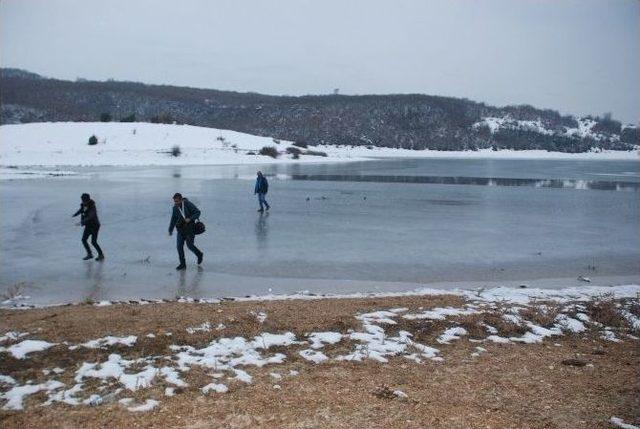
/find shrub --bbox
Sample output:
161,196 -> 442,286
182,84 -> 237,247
171,145 -> 181,157
88,135 -> 98,145
292,152 -> 300,159
259,146 -> 279,158
293,140 -> 308,148
151,113 -> 175,124
587,298 -> 626,328
272,138 -> 281,144
305,150 -> 328,157
120,113 -> 136,122
216,136 -> 226,142
99,113 -> 112,122
246,151 -> 256,155
286,146 -> 302,155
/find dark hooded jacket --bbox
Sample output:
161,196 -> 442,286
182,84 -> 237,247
168,198 -> 201,236
72,200 -> 100,228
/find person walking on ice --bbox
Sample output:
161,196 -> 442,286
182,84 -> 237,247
254,171 -> 270,212
72,193 -> 105,261
168,193 -> 204,270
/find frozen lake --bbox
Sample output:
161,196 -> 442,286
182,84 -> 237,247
1,158 -> 639,305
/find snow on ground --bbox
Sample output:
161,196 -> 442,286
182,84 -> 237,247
127,399 -> 160,412
1,339 -> 56,359
68,335 -> 137,350
610,417 -> 640,429
473,115 -> 636,144
0,122 -> 637,172
0,284 -> 638,412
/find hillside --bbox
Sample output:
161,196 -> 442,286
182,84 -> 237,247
1,68 -> 638,153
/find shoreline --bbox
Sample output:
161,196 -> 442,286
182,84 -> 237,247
4,281 -> 640,310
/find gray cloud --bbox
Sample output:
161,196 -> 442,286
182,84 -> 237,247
1,0 -> 638,123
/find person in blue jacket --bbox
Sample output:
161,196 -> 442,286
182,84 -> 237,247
254,171 -> 270,212
168,193 -> 203,270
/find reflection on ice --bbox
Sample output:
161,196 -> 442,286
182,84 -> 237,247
289,174 -> 640,191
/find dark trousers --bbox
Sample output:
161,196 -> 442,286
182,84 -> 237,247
258,193 -> 270,210
176,231 -> 202,264
82,225 -> 103,256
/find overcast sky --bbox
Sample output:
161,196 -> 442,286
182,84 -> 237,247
1,0 -> 639,123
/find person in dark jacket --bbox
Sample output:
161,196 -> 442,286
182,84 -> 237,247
254,171 -> 270,212
168,193 -> 204,270
72,193 -> 105,261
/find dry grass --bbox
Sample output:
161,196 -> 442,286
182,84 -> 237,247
520,303 -> 562,327
1,295 -> 639,429
587,299 -> 627,328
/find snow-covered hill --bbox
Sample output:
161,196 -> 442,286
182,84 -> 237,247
473,115 -> 637,143
0,122 -> 347,167
0,122 -> 637,170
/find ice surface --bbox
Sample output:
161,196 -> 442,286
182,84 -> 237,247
1,158 -> 639,306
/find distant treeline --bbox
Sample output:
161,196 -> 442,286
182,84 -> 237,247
1,68 -> 637,152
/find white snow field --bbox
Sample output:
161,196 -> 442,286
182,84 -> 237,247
0,122 -> 637,171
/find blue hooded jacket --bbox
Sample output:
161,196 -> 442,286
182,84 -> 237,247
255,175 -> 269,194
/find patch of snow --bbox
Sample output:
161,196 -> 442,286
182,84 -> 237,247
186,322 -> 211,334
299,349 -> 329,364
0,331 -> 28,344
127,399 -> 159,412
201,383 -> 228,394
4,339 -> 56,359
251,311 -> 267,323
2,380 -> 64,410
601,330 -> 620,342
232,369 -> 252,384
610,417 -> 640,429
74,354 -> 158,391
44,383 -> 83,406
71,335 -> 137,350
0,375 -> 17,385
403,306 -> 478,321
437,327 -> 468,344
160,366 -> 187,387
393,390 -> 408,399
555,314 -> 587,333
252,332 -> 297,349
307,331 -> 343,349
486,335 -> 511,344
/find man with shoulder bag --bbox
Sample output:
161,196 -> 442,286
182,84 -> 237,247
168,193 -> 204,270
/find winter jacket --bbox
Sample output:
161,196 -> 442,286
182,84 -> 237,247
72,200 -> 100,228
168,198 -> 201,236
254,176 -> 269,194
